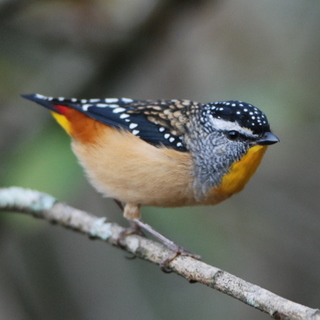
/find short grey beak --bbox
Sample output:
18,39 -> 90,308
257,132 -> 279,145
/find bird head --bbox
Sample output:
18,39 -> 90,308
186,101 -> 279,201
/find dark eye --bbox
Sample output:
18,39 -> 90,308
226,130 -> 240,140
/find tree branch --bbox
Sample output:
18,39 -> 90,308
0,187 -> 319,320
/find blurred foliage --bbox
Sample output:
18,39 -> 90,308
1,0 -> 320,319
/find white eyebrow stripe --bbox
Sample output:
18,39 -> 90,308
208,116 -> 254,136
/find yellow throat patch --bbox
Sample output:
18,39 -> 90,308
215,145 -> 268,198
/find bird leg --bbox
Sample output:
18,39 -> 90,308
114,200 -> 145,239
114,199 -> 124,211
132,219 -> 202,272
114,200 -> 201,272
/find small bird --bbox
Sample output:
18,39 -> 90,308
22,94 -> 279,265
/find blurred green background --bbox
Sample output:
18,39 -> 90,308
1,0 -> 320,319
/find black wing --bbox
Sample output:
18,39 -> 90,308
22,94 -> 200,152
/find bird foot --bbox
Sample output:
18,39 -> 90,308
159,245 -> 202,273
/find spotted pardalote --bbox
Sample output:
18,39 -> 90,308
22,93 -> 279,266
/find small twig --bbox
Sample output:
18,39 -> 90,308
0,187 -> 319,320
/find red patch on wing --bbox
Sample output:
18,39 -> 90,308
55,105 -> 71,115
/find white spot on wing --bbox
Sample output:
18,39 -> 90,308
104,98 -> 119,103
113,107 -> 126,113
132,130 -> 140,135
35,94 -> 46,99
95,103 -> 118,108
120,113 -> 129,119
121,98 -> 133,103
129,123 -> 138,129
82,104 -> 93,111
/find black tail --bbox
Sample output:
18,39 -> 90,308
21,94 -> 63,113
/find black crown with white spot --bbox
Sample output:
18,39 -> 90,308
201,101 -> 270,134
